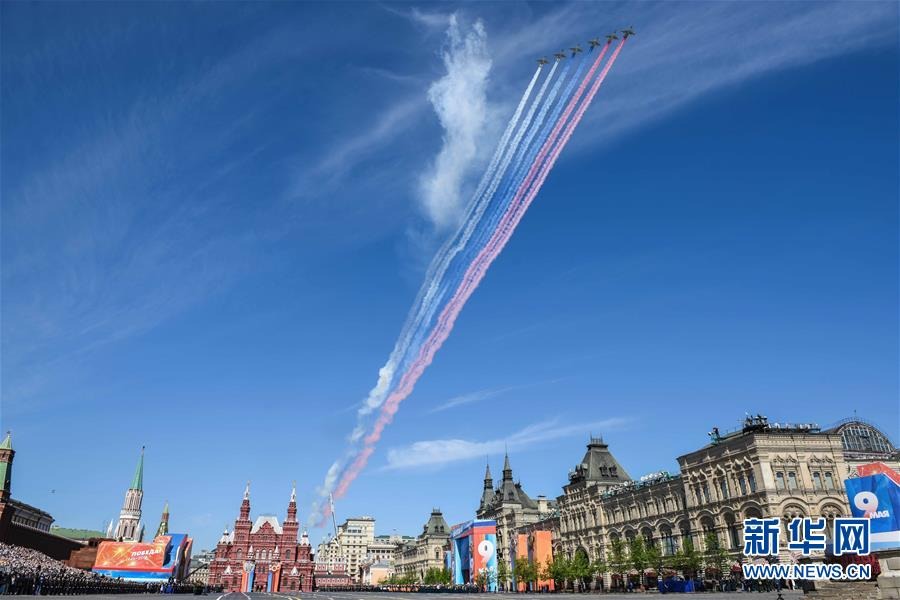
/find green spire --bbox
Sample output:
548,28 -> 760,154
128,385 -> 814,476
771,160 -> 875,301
0,432 -> 11,450
130,446 -> 144,490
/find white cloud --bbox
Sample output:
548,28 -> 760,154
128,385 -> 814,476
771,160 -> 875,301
417,15 -> 493,228
383,417 -> 627,470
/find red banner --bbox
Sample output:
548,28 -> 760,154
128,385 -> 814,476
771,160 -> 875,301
94,536 -> 171,571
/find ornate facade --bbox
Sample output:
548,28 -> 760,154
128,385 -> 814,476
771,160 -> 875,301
208,483 -> 314,592
553,416 -> 897,581
393,509 -> 450,582
476,454 -> 556,578
315,516 -> 375,582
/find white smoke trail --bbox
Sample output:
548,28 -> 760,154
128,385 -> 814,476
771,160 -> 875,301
308,21 -> 549,527
321,42 -> 627,511
397,61 -> 564,373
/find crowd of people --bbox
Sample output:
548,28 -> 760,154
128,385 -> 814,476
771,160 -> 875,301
317,584 -> 484,593
0,543 -> 196,595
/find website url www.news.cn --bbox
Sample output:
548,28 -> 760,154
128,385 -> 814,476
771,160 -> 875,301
741,563 -> 872,581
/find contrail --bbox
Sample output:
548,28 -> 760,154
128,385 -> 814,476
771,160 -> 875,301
452,41 -> 616,294
353,66 -> 545,422
399,60 -> 571,374
418,43 -> 612,363
450,39 -> 627,320
397,61 -> 562,377
467,53 -> 589,264
320,38 -> 628,514
310,63 -> 550,522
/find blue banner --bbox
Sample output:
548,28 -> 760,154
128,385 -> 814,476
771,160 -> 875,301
845,473 -> 900,551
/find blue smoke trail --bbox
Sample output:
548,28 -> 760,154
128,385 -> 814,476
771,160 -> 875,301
438,54 -> 586,312
395,63 -> 565,378
466,54 -> 589,267
399,58 -> 583,380
351,66 -> 546,426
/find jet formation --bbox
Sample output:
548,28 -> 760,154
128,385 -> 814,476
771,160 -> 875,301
539,28 -> 634,62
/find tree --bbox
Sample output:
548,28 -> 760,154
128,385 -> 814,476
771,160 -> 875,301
590,556 -> 608,591
474,570 -> 488,592
384,572 -> 417,586
629,537 -> 647,589
543,555 -> 570,591
423,567 -> 451,585
496,559 -> 511,591
607,538 -> 628,591
673,537 -> 702,579
513,558 -> 536,592
644,542 -> 663,587
704,532 -> 730,585
537,558 -> 552,590
571,550 -> 592,591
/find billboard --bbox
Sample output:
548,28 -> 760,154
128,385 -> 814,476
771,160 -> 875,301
450,519 -> 497,591
513,530 -> 554,592
93,534 -> 192,581
845,462 -> 900,551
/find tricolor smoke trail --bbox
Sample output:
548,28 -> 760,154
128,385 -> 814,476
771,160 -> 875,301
311,35 -> 629,525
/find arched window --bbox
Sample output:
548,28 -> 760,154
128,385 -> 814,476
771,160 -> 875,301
641,527 -> 654,547
660,526 -> 676,556
724,514 -> 740,549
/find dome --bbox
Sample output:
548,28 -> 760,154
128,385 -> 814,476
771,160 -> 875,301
828,419 -> 897,456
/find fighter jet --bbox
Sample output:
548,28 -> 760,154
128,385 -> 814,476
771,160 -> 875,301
606,32 -> 619,43
537,57 -> 549,66
554,50 -> 567,60
588,38 -> 602,51
621,27 -> 635,38
570,45 -> 583,57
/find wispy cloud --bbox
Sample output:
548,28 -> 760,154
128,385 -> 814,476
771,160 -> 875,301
429,386 -> 513,413
482,2 -> 897,154
1,25 -> 307,410
292,97 -> 427,195
417,15 -> 493,228
378,4 -> 452,31
427,377 -> 566,413
383,416 -> 628,470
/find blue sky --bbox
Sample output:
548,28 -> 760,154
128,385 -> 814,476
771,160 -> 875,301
2,1 -> 897,550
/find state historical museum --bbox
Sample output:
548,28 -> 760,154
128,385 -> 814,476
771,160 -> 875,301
208,483 -> 314,592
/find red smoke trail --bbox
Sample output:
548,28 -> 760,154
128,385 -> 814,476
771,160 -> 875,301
326,39 -> 627,508
390,41 -> 623,396
464,38 -> 627,283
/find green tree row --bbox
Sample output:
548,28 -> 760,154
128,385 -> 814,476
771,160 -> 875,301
504,532 -> 732,592
382,567 -> 451,586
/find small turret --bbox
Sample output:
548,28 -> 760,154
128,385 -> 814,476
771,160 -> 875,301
0,432 -> 15,502
479,461 -> 494,510
286,481 -> 298,523
239,481 -> 251,521
155,501 -> 169,537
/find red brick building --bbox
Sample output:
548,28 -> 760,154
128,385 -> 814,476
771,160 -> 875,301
208,483 -> 314,592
